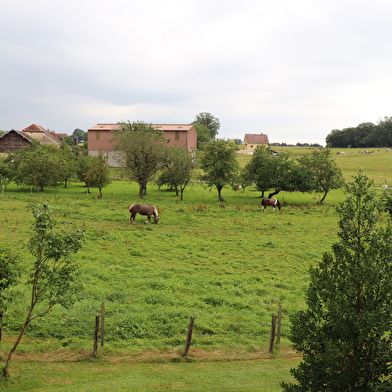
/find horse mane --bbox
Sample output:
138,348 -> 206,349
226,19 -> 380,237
152,205 -> 159,217
129,204 -> 135,212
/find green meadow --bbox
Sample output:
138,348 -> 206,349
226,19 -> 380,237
0,147 -> 391,390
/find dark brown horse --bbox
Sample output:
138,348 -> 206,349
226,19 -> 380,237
129,204 -> 159,224
261,198 -> 281,212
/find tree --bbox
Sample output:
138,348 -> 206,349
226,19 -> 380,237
58,143 -> 77,188
282,170 -> 392,391
242,146 -> 275,197
76,154 -> 94,191
157,145 -> 196,201
72,128 -> 86,144
6,144 -> 63,192
193,123 -> 211,150
0,156 -> 12,191
0,245 -> 21,317
59,136 -> 75,146
299,148 -> 345,203
112,121 -> 167,198
3,203 -> 84,377
83,151 -> 111,198
193,112 -> 220,139
199,140 -> 239,201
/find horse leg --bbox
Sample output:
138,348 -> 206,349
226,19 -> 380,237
130,212 -> 136,224
144,214 -> 150,224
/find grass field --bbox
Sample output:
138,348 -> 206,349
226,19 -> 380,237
0,147 -> 391,390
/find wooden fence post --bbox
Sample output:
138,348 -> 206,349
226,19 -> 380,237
101,302 -> 105,347
269,315 -> 277,354
93,315 -> 99,357
183,316 -> 195,357
0,310 -> 3,341
277,304 -> 282,344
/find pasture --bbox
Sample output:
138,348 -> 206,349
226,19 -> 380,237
0,147 -> 391,390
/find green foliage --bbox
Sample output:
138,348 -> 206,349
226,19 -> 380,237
3,202 -> 84,377
282,170 -> 392,391
193,123 -> 212,150
112,121 -> 167,198
83,151 -> 111,197
0,156 -> 12,190
243,147 -> 314,198
299,148 -> 345,203
199,140 -> 239,201
0,245 -> 21,310
193,112 -> 220,139
5,144 -> 66,192
326,117 -> 392,148
157,145 -> 196,200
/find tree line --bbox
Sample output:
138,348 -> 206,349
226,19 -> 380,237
326,116 -> 392,148
0,121 -> 344,204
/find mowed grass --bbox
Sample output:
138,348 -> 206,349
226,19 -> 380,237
0,148 -> 390,390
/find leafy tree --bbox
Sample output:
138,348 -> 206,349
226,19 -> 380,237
0,156 -> 12,191
112,121 -> 167,198
193,112 -> 220,139
199,140 -> 239,201
157,145 -> 196,201
242,146 -> 275,197
59,136 -> 75,146
299,148 -> 345,203
72,128 -> 86,143
3,203 -> 84,377
6,144 -> 63,192
282,170 -> 392,391
75,154 -> 94,192
193,123 -> 211,150
58,144 -> 77,188
0,245 -> 21,315
83,151 -> 111,198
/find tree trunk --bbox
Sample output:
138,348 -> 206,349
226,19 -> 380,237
320,190 -> 328,204
268,190 -> 280,198
3,311 -> 32,377
138,182 -> 144,199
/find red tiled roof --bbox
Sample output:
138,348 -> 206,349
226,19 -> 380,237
244,134 -> 269,144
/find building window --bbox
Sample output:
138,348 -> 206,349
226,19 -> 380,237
96,131 -> 100,140
250,145 -> 253,148
175,131 -> 180,141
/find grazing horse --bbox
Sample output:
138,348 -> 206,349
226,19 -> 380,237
261,198 -> 281,212
129,204 -> 159,224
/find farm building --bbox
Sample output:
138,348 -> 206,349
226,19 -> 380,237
0,129 -> 33,153
88,123 -> 198,167
243,133 -> 269,154
20,124 -> 63,147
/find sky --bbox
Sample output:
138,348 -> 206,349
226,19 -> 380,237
1,1 -> 392,146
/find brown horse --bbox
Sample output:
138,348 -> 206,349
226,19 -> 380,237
261,198 -> 281,212
129,204 -> 159,224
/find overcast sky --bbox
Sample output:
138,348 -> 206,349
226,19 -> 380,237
1,0 -> 391,145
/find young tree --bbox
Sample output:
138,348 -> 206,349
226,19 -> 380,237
7,144 -> 63,192
83,151 -> 111,198
3,203 -> 84,378
193,123 -> 211,150
282,170 -> 392,391
193,112 -> 220,139
157,145 -> 196,201
199,140 -> 239,201
112,122 -> 167,198
299,148 -> 345,203
242,146 -> 275,197
0,245 -> 21,335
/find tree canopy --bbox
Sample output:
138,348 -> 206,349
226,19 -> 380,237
325,117 -> 392,148
282,170 -> 392,391
112,121 -> 167,198
199,139 -> 239,201
193,112 -> 220,140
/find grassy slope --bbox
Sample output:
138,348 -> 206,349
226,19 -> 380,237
0,147 -> 391,390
